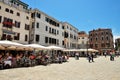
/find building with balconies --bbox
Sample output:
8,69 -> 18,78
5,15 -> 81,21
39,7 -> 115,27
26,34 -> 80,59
89,28 -> 114,53
78,31 -> 88,49
62,22 -> 78,49
0,0 -> 30,44
29,9 -> 64,47
115,38 -> 120,52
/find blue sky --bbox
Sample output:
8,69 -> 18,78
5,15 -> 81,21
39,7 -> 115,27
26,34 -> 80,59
22,0 -> 120,39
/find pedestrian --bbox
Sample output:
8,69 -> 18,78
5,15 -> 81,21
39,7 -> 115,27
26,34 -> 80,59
110,51 -> 115,61
104,52 -> 107,57
87,53 -> 91,63
75,52 -> 79,60
91,53 -> 95,62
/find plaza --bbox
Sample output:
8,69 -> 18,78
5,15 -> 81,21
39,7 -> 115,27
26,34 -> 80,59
0,56 -> 120,80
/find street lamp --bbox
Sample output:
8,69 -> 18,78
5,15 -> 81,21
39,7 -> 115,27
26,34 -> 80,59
87,38 -> 89,54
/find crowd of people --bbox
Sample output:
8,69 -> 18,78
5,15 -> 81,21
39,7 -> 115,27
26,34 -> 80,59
0,50 -> 69,70
0,50 -> 120,70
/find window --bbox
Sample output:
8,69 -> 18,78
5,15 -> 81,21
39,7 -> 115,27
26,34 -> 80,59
106,36 -> 109,40
106,32 -> 108,34
46,26 -> 48,31
62,41 -> 64,45
45,37 -> 48,43
10,10 -> 13,14
32,22 -> 35,28
36,35 -> 39,42
57,30 -> 59,34
36,13 -> 41,18
0,16 -> 2,23
14,33 -> 20,40
45,17 -> 59,27
25,24 -> 29,30
96,38 -> 98,41
49,27 -> 51,33
45,17 -> 49,22
64,32 -> 68,38
74,36 -> 76,39
49,38 -> 51,43
15,21 -> 20,28
54,29 -> 56,34
36,22 -> 39,28
70,34 -> 73,38
95,44 -> 98,48
57,39 -> 59,45
25,35 -> 28,41
3,17 -> 13,28
52,28 -> 54,34
7,35 -> 12,41
62,26 -> 64,29
1,34 -> 6,40
106,43 -> 110,47
5,8 -> 9,12
101,43 -> 105,47
31,13 -> 35,18
17,12 -> 20,16
57,24 -> 59,27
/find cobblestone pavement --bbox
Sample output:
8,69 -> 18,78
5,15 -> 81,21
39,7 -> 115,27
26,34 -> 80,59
0,56 -> 120,80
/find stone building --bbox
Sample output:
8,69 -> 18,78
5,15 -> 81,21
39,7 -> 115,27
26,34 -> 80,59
89,28 -> 114,53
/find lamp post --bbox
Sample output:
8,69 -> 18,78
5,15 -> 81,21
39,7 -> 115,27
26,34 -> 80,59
86,39 -> 89,55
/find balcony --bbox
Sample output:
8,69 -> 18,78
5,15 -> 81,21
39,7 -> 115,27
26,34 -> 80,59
2,22 -> 14,28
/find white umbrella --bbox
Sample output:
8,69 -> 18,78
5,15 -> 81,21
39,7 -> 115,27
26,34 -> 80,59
88,48 -> 98,52
0,40 -> 23,46
78,49 -> 88,52
0,45 -> 5,50
46,45 -> 64,50
24,44 -> 46,50
63,49 -> 80,52
0,40 -> 25,50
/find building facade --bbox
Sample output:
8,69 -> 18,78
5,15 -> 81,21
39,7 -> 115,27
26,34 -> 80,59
78,31 -> 88,49
0,0 -> 30,44
115,38 -> 120,52
29,9 -> 64,47
62,22 -> 78,49
89,28 -> 114,53
0,0 -> 79,48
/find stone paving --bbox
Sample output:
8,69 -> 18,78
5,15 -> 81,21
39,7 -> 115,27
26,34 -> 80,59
0,56 -> 120,80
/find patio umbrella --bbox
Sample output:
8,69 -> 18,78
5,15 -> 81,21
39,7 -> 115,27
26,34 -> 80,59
46,45 -> 64,50
0,45 -> 5,50
88,48 -> 98,52
63,49 -> 80,52
78,49 -> 88,52
24,44 -> 46,50
0,40 -> 25,50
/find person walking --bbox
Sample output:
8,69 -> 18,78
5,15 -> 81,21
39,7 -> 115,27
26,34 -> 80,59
91,53 -> 95,62
110,51 -> 115,61
75,52 -> 79,60
87,53 -> 91,63
104,52 -> 107,57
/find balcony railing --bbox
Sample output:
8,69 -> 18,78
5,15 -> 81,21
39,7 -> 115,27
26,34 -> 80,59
2,22 -> 14,28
